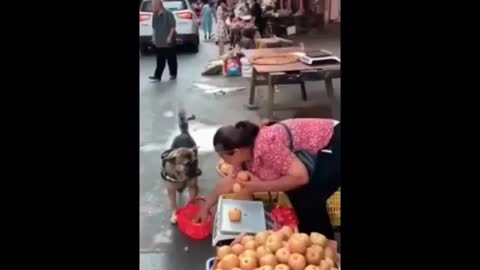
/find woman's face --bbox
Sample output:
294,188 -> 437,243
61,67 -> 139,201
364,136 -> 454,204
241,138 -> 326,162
218,148 -> 248,167
218,149 -> 240,167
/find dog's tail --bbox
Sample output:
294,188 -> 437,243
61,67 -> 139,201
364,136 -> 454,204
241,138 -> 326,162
178,109 -> 189,134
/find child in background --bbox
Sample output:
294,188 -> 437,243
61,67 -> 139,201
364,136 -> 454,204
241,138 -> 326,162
201,0 -> 214,40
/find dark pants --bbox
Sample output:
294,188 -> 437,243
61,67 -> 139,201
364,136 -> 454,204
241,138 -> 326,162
286,124 -> 341,239
255,20 -> 266,38
154,47 -> 177,79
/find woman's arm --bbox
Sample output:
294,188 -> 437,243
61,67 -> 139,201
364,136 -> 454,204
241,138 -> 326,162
203,173 -> 235,211
241,158 -> 309,193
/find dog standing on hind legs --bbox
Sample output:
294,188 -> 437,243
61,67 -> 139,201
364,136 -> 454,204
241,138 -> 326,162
161,110 -> 201,224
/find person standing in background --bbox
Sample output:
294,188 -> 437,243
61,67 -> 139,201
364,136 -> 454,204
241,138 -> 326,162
250,0 -> 265,37
201,0 -> 214,40
216,0 -> 228,56
149,0 -> 177,81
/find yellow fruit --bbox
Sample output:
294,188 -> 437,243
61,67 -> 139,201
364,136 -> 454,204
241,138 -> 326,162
318,260 -> 330,270
239,255 -> 258,270
278,226 -> 293,239
287,236 -> 307,255
298,233 -> 311,246
259,266 -> 274,270
265,234 -> 283,252
274,264 -> 290,270
287,253 -> 306,270
305,246 -> 323,265
233,183 -> 243,193
256,246 -> 272,259
218,245 -> 232,260
244,240 -> 257,250
324,247 -> 336,261
324,257 -> 335,268
259,254 -> 278,267
272,231 -> 287,241
309,233 -> 328,247
240,249 -> 257,260
229,208 -> 242,222
309,245 -> 323,253
241,235 -> 255,246
275,247 -> 291,264
255,232 -> 269,245
231,243 -> 245,255
304,265 -> 319,270
222,254 -> 240,270
237,171 -> 250,182
220,163 -> 231,175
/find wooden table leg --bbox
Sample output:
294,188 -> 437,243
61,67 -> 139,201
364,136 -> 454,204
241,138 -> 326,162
266,73 -> 275,119
300,81 -> 307,101
245,68 -> 259,110
325,78 -> 335,116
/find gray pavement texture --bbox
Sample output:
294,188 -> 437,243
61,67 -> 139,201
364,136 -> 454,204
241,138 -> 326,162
140,27 -> 340,270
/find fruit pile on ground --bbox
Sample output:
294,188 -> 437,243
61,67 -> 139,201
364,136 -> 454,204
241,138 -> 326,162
214,227 -> 339,270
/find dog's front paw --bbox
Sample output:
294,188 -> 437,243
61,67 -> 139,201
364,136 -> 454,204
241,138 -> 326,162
170,213 -> 178,224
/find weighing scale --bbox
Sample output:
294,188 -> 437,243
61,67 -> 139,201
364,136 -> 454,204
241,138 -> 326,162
212,198 -> 267,246
299,50 -> 341,66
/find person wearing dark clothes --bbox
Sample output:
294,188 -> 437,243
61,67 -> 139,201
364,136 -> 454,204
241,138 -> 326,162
239,28 -> 256,49
250,0 -> 265,37
149,0 -> 177,81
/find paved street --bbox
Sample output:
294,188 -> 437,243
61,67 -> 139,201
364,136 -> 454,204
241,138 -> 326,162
140,28 -> 341,269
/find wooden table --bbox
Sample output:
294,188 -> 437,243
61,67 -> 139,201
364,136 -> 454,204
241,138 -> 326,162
242,47 -> 341,118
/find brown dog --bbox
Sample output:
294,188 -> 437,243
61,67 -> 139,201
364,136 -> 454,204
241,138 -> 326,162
161,148 -> 201,224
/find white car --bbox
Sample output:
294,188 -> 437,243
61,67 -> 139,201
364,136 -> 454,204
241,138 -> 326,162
140,0 -> 200,54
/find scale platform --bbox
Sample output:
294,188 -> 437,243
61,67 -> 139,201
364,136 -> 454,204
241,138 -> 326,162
299,50 -> 341,66
212,197 -> 267,246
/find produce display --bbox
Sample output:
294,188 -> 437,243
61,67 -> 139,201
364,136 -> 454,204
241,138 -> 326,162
213,228 -> 339,270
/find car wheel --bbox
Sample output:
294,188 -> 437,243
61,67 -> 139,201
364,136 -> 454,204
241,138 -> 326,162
191,44 -> 199,53
191,36 -> 199,53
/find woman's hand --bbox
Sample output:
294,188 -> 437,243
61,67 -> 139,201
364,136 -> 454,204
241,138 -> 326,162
193,205 -> 210,224
235,172 -> 269,193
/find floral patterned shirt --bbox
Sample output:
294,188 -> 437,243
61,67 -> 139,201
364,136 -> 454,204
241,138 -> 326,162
234,118 -> 336,181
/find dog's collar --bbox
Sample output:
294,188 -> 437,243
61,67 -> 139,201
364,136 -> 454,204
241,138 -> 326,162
160,169 -> 203,183
161,170 -> 180,183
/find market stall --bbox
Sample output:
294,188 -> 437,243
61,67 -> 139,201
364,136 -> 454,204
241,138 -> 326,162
241,46 -> 341,118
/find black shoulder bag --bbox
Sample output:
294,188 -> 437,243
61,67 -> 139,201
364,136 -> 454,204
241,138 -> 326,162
276,122 -> 317,177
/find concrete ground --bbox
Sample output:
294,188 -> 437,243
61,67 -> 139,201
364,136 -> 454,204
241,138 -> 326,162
140,26 -> 340,269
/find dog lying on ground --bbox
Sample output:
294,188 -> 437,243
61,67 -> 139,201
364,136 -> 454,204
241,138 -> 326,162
161,110 -> 201,224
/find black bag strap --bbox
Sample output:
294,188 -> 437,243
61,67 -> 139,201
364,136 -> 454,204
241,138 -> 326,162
276,122 -> 294,151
